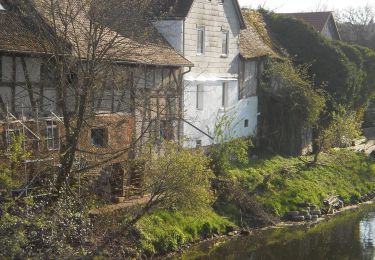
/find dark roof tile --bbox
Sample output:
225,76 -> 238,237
281,12 -> 332,33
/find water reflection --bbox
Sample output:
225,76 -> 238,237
178,205 -> 375,260
360,212 -> 375,260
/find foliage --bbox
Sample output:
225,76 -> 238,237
210,115 -> 253,176
135,209 -> 232,256
229,149 -> 375,216
0,136 -> 93,258
0,136 -> 30,258
139,142 -> 214,214
213,178 -> 279,228
261,10 -> 375,112
259,59 -> 325,155
261,60 -> 325,125
314,106 -> 362,163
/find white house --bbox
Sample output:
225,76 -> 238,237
153,0 -> 273,147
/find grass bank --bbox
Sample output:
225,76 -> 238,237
229,149 -> 375,217
135,209 -> 233,256
134,149 -> 375,255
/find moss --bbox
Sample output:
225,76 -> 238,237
229,150 -> 375,217
135,209 -> 232,256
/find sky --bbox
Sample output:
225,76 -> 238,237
238,0 -> 375,13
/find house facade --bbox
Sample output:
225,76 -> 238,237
0,0 -> 192,199
153,0 -> 260,147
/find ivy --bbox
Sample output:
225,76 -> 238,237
261,10 -> 375,112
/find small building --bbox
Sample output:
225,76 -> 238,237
282,12 -> 341,41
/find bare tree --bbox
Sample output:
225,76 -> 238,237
337,4 -> 375,50
8,0 -> 187,196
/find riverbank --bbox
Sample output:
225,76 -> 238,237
177,200 -> 375,259
133,149 -> 375,256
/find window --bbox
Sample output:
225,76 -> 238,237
197,26 -> 205,54
46,121 -> 60,150
196,140 -> 202,148
196,85 -> 204,110
5,129 -> 20,147
218,0 -> 224,4
222,31 -> 229,56
222,82 -> 228,108
0,4 -> 5,11
244,119 -> 249,128
160,120 -> 173,140
91,128 -> 107,147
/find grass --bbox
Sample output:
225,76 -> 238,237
134,149 -> 375,256
229,149 -> 375,216
135,209 -> 233,256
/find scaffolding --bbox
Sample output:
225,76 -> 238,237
4,103 -> 63,198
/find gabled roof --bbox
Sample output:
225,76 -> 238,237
4,0 -> 192,67
151,0 -> 194,19
281,11 -> 341,40
240,10 -> 277,60
283,12 -> 331,32
151,0 -> 246,29
0,0 -> 51,54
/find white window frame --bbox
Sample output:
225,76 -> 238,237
196,85 -> 204,110
221,30 -> 229,56
5,129 -> 21,147
46,122 -> 60,151
197,26 -> 205,55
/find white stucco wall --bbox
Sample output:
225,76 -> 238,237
154,0 -> 260,147
0,55 -> 46,114
183,79 -> 258,147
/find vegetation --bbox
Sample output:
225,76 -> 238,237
262,10 -> 375,111
259,59 -> 325,155
128,142 -> 214,224
135,209 -> 232,255
210,115 -> 253,176
229,149 -> 375,217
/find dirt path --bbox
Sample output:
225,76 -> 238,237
89,195 -> 151,215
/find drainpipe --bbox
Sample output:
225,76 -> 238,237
178,66 -> 192,145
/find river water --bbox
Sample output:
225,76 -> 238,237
177,204 -> 375,260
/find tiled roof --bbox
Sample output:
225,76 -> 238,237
240,10 -> 276,59
0,0 -> 191,67
151,0 -> 246,29
0,1 -> 50,54
282,12 -> 332,33
150,0 -> 194,19
89,0 -> 192,67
